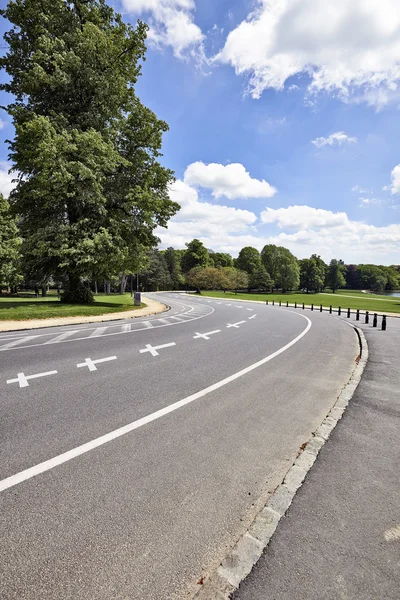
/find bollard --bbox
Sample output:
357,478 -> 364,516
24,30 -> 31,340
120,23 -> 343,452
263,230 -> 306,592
302,303 -> 305,309
347,308 -> 351,318
365,310 -> 369,324
320,304 -> 323,312
373,313 -> 378,327
311,303 -> 314,311
382,315 -> 387,331
356,309 -> 360,321
329,305 -> 332,314
286,301 -> 289,307
338,306 -> 341,315
272,300 -> 275,306
295,302 -> 297,309
279,300 -> 281,306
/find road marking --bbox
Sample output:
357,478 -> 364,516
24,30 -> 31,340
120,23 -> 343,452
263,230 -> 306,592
0,335 -> 39,350
77,356 -> 117,372
226,304 -> 232,307
226,321 -> 246,329
88,326 -> 108,338
139,342 -> 176,357
193,330 -> 221,340
247,308 -> 254,311
248,314 -> 257,320
0,314 -> 311,493
122,323 -> 131,332
7,370 -> 58,389
235,305 -> 243,308
384,525 -> 400,542
44,330 -> 79,344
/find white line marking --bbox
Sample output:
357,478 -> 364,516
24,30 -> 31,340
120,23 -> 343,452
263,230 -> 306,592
193,330 -> 221,341
226,304 -> 232,306
139,342 -> 176,357
249,315 -> 257,320
247,308 -> 254,311
1,335 -> 39,349
0,315 -> 311,493
122,323 -> 131,332
88,326 -> 108,338
384,525 -> 400,542
226,321 -> 246,329
77,356 -> 117,372
7,370 -> 58,389
44,330 -> 79,344
235,305 -> 243,309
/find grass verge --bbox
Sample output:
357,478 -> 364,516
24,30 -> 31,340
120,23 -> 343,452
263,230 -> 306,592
0,293 -> 146,321
200,290 -> 400,314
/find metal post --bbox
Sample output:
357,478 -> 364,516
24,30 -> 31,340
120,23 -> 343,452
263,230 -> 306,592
266,300 -> 268,305
382,315 -> 387,331
373,313 -> 378,327
320,304 -> 323,312
286,301 -> 289,307
279,300 -> 281,306
295,302 -> 297,309
272,300 -> 275,306
365,311 -> 369,324
311,303 -> 314,311
356,309 -> 360,321
347,308 -> 351,318
338,306 -> 341,316
302,303 -> 305,310
329,305 -> 332,314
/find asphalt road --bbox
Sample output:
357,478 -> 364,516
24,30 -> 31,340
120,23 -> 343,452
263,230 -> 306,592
0,293 -> 358,599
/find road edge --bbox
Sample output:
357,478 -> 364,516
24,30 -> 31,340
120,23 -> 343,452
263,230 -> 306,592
193,324 -> 368,599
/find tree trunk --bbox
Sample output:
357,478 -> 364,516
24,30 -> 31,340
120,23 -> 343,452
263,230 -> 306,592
94,280 -> 98,294
41,285 -> 47,297
120,273 -> 127,295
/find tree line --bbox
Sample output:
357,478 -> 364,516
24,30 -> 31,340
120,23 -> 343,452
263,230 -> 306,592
136,239 -> 400,294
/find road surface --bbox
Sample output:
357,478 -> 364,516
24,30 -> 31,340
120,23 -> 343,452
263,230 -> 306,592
0,293 -> 358,599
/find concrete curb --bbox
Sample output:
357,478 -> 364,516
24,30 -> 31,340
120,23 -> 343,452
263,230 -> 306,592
193,325 -> 368,600
0,297 -> 169,332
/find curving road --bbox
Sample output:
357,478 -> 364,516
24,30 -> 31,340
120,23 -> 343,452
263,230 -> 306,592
0,293 -> 358,599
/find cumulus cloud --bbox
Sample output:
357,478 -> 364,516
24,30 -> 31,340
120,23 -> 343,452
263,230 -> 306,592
389,164 -> 400,195
0,119 -> 7,130
261,205 -> 348,229
352,185 -> 373,194
312,132 -> 357,148
216,0 -> 400,107
0,162 -> 15,198
359,197 -> 381,207
183,161 -> 277,199
122,0 -> 204,58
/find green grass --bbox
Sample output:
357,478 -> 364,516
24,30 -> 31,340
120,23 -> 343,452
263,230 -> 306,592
200,290 -> 400,314
0,293 -> 146,321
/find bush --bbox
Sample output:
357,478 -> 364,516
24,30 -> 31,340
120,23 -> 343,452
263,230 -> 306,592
60,282 -> 94,304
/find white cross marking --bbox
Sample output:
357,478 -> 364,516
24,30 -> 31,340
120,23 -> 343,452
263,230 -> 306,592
247,308 -> 254,311
226,321 -> 246,329
193,330 -> 221,341
249,314 -> 257,320
77,356 -> 117,372
7,370 -> 58,388
139,343 -> 176,357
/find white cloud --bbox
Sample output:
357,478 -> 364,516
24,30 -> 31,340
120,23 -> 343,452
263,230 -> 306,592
0,162 -> 15,198
122,0 -> 204,58
183,161 -> 277,199
261,205 -> 348,229
0,119 -> 7,130
359,197 -> 381,207
216,0 -> 400,108
389,164 -> 400,195
312,132 -> 357,148
352,185 -> 373,194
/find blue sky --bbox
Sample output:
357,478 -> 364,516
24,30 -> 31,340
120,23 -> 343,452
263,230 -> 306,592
1,0 -> 400,264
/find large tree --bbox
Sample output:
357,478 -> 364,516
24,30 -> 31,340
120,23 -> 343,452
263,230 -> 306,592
236,246 -> 262,275
261,244 -> 298,291
0,193 -> 21,291
300,255 -> 326,293
326,259 -> 346,292
181,239 -> 210,273
1,0 -> 178,302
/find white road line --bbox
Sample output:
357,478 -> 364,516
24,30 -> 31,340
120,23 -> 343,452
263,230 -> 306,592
226,321 -> 246,329
44,330 -> 79,344
139,342 -> 176,357
7,370 -> 58,389
193,330 -> 221,341
77,356 -> 117,372
0,335 -> 39,350
247,308 -> 254,311
235,306 -> 243,309
249,315 -> 257,320
0,314 -> 312,493
88,326 -> 108,338
142,321 -> 154,328
122,323 -> 131,332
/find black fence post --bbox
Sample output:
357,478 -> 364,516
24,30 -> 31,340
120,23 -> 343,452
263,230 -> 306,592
338,306 -> 341,316
286,301 -> 289,307
266,300 -> 268,305
279,300 -> 281,306
320,304 -> 323,312
272,300 -> 275,306
365,310 -> 369,324
356,309 -> 360,321
382,315 -> 387,331
295,302 -> 297,309
311,303 -> 314,311
329,305 -> 332,314
347,308 -> 351,318
302,303 -> 305,309
373,313 -> 378,327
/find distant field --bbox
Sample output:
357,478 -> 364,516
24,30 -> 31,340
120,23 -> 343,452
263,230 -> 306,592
200,290 -> 400,314
0,293 -> 145,320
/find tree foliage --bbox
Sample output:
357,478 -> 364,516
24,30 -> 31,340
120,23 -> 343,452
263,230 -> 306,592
0,193 -> 21,290
181,239 -> 210,273
1,0 -> 178,301
326,259 -> 346,292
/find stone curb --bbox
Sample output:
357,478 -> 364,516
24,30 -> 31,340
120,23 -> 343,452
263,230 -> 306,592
193,325 -> 368,599
0,297 -> 169,332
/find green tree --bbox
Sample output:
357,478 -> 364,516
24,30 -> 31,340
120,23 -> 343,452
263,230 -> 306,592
236,246 -> 262,275
280,255 -> 300,292
326,259 -> 346,292
0,193 -> 21,291
186,266 -> 229,292
222,267 -> 249,293
300,255 -> 326,293
249,265 -> 273,291
181,239 -> 210,273
210,252 -> 233,268
163,247 -> 184,290
261,244 -> 298,291
1,0 -> 177,302
140,249 -> 172,291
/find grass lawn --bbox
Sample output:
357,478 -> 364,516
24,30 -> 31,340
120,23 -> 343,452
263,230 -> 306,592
0,293 -> 146,321
200,290 -> 400,314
